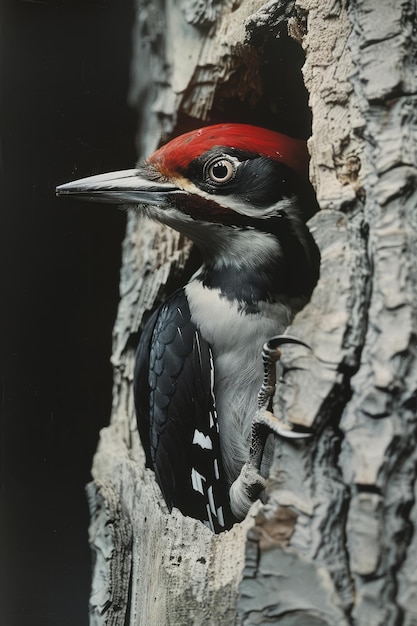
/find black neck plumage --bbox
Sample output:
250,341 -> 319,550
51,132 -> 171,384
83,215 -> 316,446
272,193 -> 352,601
196,214 -> 319,313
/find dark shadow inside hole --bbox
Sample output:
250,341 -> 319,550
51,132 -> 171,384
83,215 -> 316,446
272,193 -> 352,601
174,23 -> 311,141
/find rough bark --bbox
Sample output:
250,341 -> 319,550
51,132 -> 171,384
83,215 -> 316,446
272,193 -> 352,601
87,0 -> 417,624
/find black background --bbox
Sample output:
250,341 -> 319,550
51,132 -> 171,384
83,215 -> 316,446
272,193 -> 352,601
1,1 -> 136,624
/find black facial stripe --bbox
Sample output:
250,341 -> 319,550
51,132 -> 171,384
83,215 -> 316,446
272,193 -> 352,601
171,190 -> 296,233
194,211 -> 319,305
185,147 -> 253,184
236,158 -> 298,206
185,147 -> 299,207
170,192 -> 258,227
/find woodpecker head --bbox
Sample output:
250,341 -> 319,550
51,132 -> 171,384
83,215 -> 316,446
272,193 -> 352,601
57,123 -> 320,301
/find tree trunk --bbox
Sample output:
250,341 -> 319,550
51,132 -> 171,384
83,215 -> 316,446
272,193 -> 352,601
87,0 -> 417,624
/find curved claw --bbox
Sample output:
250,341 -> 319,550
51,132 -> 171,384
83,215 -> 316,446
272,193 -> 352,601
265,334 -> 311,352
258,335 -> 311,411
249,409 -> 313,470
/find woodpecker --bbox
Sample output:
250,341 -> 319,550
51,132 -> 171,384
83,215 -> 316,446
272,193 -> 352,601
57,123 -> 320,533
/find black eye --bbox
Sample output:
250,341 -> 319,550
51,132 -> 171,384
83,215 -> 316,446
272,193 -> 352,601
207,158 -> 235,183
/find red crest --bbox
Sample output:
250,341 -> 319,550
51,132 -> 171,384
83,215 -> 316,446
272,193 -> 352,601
148,124 -> 309,178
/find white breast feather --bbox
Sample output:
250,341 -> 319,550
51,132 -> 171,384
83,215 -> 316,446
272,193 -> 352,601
185,280 -> 293,485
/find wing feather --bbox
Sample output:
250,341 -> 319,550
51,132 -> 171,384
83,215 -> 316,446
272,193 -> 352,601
134,288 -> 236,532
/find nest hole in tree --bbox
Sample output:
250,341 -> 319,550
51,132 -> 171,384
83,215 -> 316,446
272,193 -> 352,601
176,21 -> 311,140
162,20 -> 314,289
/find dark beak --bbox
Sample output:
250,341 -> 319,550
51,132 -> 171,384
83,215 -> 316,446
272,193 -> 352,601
56,169 -> 180,206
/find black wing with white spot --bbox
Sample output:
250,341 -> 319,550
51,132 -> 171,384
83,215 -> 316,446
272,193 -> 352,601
134,288 -> 236,533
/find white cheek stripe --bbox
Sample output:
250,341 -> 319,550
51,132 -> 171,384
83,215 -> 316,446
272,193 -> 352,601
180,178 -> 294,219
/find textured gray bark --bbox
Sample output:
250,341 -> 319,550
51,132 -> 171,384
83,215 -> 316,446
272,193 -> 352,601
87,0 -> 417,624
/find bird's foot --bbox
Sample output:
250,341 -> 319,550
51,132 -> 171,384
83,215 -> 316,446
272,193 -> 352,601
253,408 -> 313,441
247,407 -> 313,479
257,334 -> 310,411
230,410 -> 314,521
253,334 -> 313,456
229,461 -> 266,520
230,335 -> 314,522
